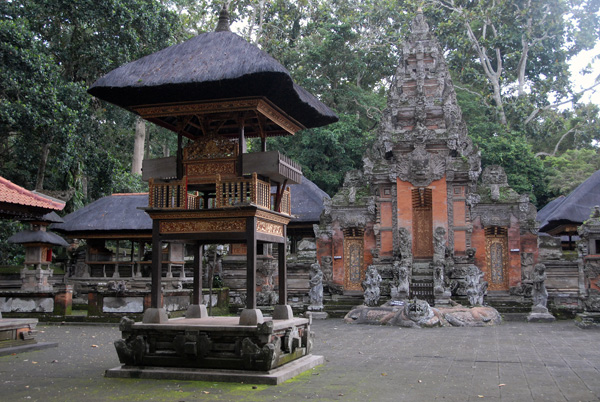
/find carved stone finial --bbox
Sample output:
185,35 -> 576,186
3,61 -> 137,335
411,8 -> 429,37
215,3 -> 231,32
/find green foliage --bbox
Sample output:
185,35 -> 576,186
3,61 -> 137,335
1,0 -> 598,213
0,221 -> 26,266
544,149 -> 600,195
456,88 -> 549,206
0,0 -> 180,211
270,113 -> 375,195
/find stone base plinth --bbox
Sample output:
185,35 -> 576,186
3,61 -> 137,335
527,306 -> 555,323
0,318 -> 57,354
527,312 -> 556,323
306,311 -> 328,320
114,315 -> 314,373
575,312 -> 600,329
106,354 -> 324,385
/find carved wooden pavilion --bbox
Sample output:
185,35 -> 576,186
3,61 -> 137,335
88,7 -> 337,379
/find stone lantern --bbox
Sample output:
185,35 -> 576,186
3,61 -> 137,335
8,212 -> 69,292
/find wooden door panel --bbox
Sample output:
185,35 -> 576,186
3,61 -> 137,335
413,207 -> 433,258
344,238 -> 364,291
485,235 -> 509,291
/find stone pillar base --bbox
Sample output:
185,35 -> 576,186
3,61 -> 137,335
273,304 -> 293,320
575,312 -> 600,329
185,304 -> 208,319
142,308 -> 169,323
527,306 -> 555,323
239,309 -> 264,325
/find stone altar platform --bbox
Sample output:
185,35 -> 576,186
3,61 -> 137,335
107,315 -> 322,384
0,318 -> 57,355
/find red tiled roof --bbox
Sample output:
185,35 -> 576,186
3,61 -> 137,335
0,176 -> 65,211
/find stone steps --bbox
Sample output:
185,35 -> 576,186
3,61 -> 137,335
322,294 -> 365,318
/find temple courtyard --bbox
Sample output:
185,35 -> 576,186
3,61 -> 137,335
1,319 -> 598,401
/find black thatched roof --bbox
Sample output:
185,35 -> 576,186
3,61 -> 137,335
288,178 -> 330,223
88,31 -> 337,130
51,193 -> 152,236
538,169 -> 600,233
21,211 -> 64,224
8,230 -> 70,247
537,196 -> 565,227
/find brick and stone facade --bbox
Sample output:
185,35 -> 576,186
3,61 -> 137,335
316,11 -> 539,308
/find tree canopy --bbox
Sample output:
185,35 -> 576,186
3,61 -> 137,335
1,0 -> 599,211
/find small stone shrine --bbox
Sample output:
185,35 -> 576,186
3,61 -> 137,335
87,5 -> 337,383
8,212 -> 69,292
315,10 -> 539,311
0,176 -> 64,353
575,206 -> 600,328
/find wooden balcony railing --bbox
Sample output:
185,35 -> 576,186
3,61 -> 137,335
149,174 -> 291,215
215,173 -> 271,210
149,177 -> 188,209
279,187 -> 291,215
242,151 -> 302,184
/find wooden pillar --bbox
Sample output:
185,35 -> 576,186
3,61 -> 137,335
246,217 -> 257,309
144,220 -> 168,323
238,117 -> 246,175
186,241 -> 208,319
192,242 -> 202,305
176,132 -> 183,179
278,226 -> 287,304
150,220 -> 162,308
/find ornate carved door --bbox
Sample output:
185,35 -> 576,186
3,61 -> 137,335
412,188 -> 433,258
343,228 -> 364,291
484,227 -> 509,291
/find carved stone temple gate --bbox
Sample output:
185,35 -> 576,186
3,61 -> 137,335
88,6 -> 337,381
315,10 -> 540,309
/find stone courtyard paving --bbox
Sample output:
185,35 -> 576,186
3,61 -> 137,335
0,319 -> 599,402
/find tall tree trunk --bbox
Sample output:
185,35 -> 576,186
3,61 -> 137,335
131,117 -> 146,175
35,142 -> 51,191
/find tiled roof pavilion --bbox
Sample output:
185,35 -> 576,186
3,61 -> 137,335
0,176 -> 65,220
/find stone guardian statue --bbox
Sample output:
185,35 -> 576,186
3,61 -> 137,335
308,262 -> 324,311
362,266 -> 382,307
527,263 -> 555,322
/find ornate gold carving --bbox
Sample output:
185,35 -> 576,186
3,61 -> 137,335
186,161 -> 236,176
344,237 -> 364,291
256,220 -> 284,236
148,207 -> 291,223
134,99 -> 263,117
133,98 -> 303,134
255,210 -> 291,225
484,235 -> 509,291
183,137 -> 237,160
256,101 -> 303,134
160,219 -> 245,234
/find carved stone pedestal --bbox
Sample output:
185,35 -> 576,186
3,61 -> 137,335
434,291 -> 453,307
21,268 -> 53,292
527,305 -> 555,323
575,312 -> 600,329
239,308 -> 265,325
185,304 -> 208,319
142,307 -> 168,323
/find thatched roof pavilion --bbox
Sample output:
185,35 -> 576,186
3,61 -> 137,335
0,176 -> 65,220
88,8 -> 337,140
538,169 -> 600,236
51,193 -> 151,239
